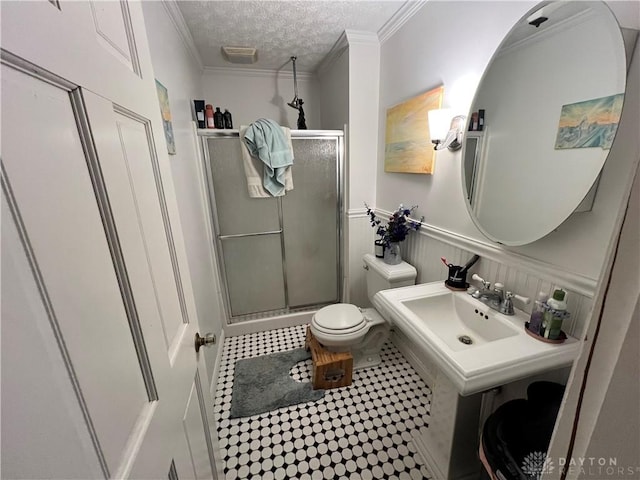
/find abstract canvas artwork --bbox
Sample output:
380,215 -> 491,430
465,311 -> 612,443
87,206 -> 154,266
155,79 -> 176,155
554,93 -> 624,150
384,85 -> 444,174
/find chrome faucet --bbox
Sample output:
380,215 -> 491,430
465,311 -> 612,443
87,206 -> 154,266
469,274 -> 530,315
471,275 -> 504,306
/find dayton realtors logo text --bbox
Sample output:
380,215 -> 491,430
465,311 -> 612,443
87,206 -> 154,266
558,457 -> 640,477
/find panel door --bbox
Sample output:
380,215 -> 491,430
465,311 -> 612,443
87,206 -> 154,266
1,1 -> 218,479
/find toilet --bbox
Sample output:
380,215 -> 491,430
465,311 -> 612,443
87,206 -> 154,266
310,253 -> 417,370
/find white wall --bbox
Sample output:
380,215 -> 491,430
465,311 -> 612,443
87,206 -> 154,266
317,31 -> 381,305
201,67 -> 321,129
345,32 -> 381,306
318,47 -> 349,131
346,31 -> 380,212
377,0 -> 640,283
585,300 -> 640,471
317,43 -> 353,300
142,2 -> 224,379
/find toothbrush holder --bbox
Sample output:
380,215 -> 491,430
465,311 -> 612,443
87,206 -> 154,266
446,266 -> 469,290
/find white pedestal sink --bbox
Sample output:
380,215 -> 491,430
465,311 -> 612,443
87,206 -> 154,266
373,281 -> 581,479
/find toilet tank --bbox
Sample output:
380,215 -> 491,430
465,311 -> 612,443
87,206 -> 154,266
363,253 -> 417,302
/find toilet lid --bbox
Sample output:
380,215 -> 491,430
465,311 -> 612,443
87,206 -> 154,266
313,304 -> 366,331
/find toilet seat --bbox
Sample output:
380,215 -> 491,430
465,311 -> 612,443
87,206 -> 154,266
311,321 -> 368,337
312,304 -> 367,332
310,304 -> 371,350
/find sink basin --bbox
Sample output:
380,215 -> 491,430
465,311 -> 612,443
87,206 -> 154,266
373,281 -> 581,395
402,293 -> 519,351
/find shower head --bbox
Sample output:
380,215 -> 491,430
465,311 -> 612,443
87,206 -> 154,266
288,97 -> 304,110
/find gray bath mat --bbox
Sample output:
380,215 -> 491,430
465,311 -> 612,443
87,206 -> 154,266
229,348 -> 325,419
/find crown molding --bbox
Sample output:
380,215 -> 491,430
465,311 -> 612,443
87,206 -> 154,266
202,65 -> 316,80
378,0 -> 427,45
345,30 -> 380,46
316,30 -> 379,76
161,0 -> 204,71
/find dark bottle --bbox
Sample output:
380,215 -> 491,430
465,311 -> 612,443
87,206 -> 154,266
223,109 -> 233,129
213,107 -> 224,129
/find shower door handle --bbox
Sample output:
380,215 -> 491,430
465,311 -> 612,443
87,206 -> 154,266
195,332 -> 216,353
218,229 -> 282,240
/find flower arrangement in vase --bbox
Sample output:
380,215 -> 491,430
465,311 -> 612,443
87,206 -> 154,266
365,203 -> 423,265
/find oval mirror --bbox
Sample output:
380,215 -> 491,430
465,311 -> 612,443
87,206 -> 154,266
462,1 -> 627,245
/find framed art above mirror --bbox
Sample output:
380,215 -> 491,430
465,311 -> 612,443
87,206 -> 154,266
462,1 -> 628,246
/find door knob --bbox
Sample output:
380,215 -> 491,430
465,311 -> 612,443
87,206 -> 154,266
195,332 -> 216,353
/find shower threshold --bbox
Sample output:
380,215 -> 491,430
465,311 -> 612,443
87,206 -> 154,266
228,303 -> 332,325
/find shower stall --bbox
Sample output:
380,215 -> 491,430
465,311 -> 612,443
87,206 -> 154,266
199,130 -> 344,323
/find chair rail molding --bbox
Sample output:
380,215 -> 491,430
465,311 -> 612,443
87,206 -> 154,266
375,208 -> 598,298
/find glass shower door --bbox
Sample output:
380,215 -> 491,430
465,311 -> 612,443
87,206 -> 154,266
207,138 -> 286,316
204,132 -> 342,321
282,138 -> 339,307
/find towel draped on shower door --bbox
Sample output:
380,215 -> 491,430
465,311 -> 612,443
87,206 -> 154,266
240,118 -> 294,198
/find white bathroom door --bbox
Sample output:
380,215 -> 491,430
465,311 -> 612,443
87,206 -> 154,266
1,1 -> 218,479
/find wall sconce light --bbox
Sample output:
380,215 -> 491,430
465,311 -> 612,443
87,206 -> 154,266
428,109 -> 466,151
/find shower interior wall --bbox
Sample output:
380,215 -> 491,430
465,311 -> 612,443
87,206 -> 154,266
201,67 -> 321,132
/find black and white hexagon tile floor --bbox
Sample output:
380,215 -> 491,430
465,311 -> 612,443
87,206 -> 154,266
213,324 -> 433,480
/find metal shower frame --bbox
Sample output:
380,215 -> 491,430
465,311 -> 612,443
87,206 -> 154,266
198,129 -> 345,324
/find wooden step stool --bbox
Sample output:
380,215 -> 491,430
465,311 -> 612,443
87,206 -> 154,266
305,326 -> 353,390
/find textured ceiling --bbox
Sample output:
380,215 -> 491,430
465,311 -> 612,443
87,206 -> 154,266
177,1 -> 406,72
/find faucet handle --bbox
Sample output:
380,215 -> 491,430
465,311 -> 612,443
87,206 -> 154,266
511,292 -> 531,305
472,274 -> 490,289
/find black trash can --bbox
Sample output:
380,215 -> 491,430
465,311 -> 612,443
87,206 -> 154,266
479,382 -> 565,480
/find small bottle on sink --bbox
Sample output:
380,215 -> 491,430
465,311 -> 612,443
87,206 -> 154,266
543,289 -> 569,340
527,291 -> 548,335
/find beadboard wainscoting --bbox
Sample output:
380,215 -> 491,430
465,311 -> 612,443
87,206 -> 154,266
374,209 -> 596,340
